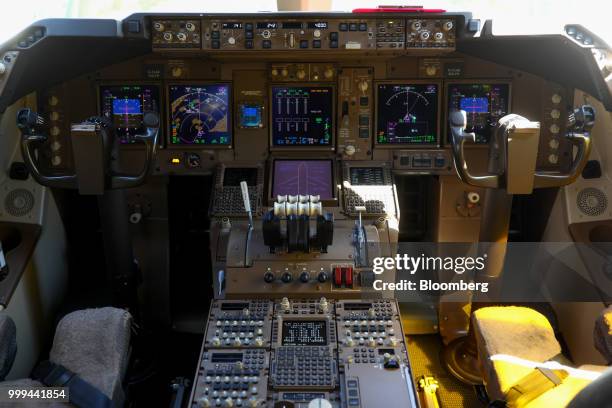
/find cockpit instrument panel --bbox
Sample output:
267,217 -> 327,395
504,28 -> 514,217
168,84 -> 231,146
447,82 -> 511,144
271,86 -> 333,147
99,85 -> 160,144
376,83 -> 440,146
271,159 -> 334,200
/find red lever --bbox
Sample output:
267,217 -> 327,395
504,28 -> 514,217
344,267 -> 353,287
334,267 -> 343,287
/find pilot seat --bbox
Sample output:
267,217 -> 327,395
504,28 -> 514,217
0,307 -> 132,408
472,305 -> 612,407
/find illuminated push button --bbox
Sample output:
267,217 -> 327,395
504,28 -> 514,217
51,156 -> 62,166
550,124 -> 560,134
550,109 -> 561,119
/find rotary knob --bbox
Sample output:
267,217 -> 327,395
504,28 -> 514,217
197,397 -> 211,407
263,270 -> 275,283
296,69 -> 306,80
308,398 -> 333,408
344,145 -> 356,156
153,22 -> 165,32
420,31 -> 431,41
228,36 -> 236,45
299,270 -> 310,282
177,32 -> 187,42
323,67 -> 334,79
281,271 -> 293,283
358,80 -> 368,92
281,68 -> 289,77
317,270 -> 329,283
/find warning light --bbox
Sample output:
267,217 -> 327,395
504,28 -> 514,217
170,157 -> 181,165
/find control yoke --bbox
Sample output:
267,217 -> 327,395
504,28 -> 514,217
17,109 -> 160,194
449,106 -> 594,193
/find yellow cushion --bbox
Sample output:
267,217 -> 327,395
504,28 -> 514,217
473,306 -> 561,401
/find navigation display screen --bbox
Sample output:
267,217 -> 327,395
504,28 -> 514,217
272,160 -> 333,199
376,83 -> 439,145
99,85 -> 160,144
168,84 -> 231,145
447,83 -> 510,144
349,167 -> 385,186
271,86 -> 333,147
281,320 -> 327,346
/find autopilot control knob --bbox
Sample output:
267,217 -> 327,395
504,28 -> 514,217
264,269 -> 275,283
281,271 -> 293,283
296,69 -> 306,80
299,270 -> 310,282
324,67 -> 334,79
281,297 -> 291,312
317,269 -> 329,283
319,297 -> 329,313
344,145 -> 356,156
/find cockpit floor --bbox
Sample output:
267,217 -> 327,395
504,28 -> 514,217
406,334 -> 482,408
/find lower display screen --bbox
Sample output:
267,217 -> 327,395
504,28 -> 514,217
349,167 -> 385,186
168,84 -> 231,145
271,86 -> 333,146
99,85 -> 160,144
376,83 -> 439,145
272,160 -> 333,199
282,320 -> 327,346
447,83 -> 510,144
223,168 -> 258,187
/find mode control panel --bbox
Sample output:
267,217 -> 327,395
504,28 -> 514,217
342,163 -> 398,216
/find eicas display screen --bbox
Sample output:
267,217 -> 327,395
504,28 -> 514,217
272,160 -> 333,199
281,320 -> 327,346
376,83 -> 439,145
169,84 -> 231,145
447,83 -> 510,144
99,85 -> 160,144
271,86 -> 333,146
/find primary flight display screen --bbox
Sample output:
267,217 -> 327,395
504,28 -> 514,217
168,84 -> 231,145
271,86 -> 333,146
447,83 -> 510,144
281,320 -> 327,346
272,160 -> 333,199
99,85 -> 160,144
376,83 -> 439,145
